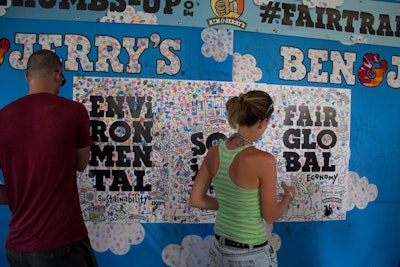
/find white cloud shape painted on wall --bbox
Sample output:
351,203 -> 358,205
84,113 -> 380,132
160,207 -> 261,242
162,235 -> 214,267
86,221 -> 145,255
264,223 -> 282,251
201,28 -> 234,62
100,6 -> 157,24
341,35 -> 368,45
302,0 -> 344,8
350,34 -> 367,44
233,52 -> 262,83
0,0 -> 11,16
343,171 -> 378,211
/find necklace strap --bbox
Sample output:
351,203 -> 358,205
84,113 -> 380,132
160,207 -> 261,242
230,133 -> 252,147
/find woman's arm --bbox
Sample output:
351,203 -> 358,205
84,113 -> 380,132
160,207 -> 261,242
259,153 -> 295,224
189,146 -> 219,210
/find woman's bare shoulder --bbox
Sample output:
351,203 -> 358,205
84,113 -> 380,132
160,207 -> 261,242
243,147 -> 276,165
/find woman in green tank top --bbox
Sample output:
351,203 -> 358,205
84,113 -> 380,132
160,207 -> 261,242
190,90 -> 296,267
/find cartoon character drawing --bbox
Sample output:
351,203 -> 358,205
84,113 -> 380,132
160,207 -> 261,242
321,185 -> 346,220
211,0 -> 243,19
286,178 -> 308,219
324,204 -> 333,216
280,177 -> 319,221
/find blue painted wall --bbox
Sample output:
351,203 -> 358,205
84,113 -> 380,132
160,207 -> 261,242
0,1 -> 399,266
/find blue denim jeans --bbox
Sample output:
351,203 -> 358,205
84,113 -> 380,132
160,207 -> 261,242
6,237 -> 98,267
209,237 -> 278,267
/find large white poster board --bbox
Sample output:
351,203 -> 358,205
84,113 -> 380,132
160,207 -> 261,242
73,77 -> 351,223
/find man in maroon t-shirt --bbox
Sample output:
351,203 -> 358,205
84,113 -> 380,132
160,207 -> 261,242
0,49 -> 98,267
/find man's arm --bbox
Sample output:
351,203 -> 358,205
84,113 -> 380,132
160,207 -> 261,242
76,146 -> 90,172
0,184 -> 7,204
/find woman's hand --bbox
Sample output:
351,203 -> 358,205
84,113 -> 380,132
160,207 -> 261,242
282,181 -> 296,200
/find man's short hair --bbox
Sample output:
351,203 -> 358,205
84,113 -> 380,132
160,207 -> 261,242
27,50 -> 62,79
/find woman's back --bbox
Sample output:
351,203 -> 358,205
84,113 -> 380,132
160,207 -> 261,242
212,140 -> 268,245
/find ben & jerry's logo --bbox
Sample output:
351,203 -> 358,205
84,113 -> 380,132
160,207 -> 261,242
207,0 -> 247,29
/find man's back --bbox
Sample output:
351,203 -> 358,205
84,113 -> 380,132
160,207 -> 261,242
0,92 -> 90,252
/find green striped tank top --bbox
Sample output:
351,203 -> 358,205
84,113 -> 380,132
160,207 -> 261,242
213,141 -> 268,245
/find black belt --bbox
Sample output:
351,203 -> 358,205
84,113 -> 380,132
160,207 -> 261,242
215,235 -> 268,249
